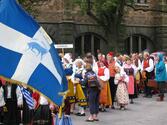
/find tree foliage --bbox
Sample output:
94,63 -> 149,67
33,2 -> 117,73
17,0 -> 43,16
73,0 -> 133,32
73,0 -> 134,51
73,0 -> 167,33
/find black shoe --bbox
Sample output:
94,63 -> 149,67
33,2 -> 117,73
99,108 -> 102,111
130,101 -> 134,104
94,119 -> 99,121
78,113 -> 86,116
86,119 -> 94,122
75,112 -> 81,116
101,108 -> 106,112
111,106 -> 115,109
105,105 -> 109,108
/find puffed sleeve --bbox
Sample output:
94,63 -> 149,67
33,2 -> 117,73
16,86 -> 23,106
124,74 -> 129,84
114,74 -> 120,85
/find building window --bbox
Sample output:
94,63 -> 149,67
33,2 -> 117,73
75,34 -> 101,57
134,0 -> 147,4
124,35 -> 154,54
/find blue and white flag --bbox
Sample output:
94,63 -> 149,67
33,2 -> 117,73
19,86 -> 34,110
0,0 -> 68,106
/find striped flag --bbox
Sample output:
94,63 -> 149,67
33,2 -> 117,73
19,86 -> 34,109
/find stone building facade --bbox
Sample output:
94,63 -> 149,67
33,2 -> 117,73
35,0 -> 167,56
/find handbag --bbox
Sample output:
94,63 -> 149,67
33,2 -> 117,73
147,79 -> 158,88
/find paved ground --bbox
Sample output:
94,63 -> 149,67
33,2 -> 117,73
72,94 -> 167,125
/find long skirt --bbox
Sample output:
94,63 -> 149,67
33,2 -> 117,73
116,82 -> 129,105
33,105 -> 52,125
99,81 -> 112,106
128,75 -> 135,98
75,83 -> 87,106
67,78 -> 76,104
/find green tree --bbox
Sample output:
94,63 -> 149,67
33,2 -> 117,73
73,0 -> 134,51
73,0 -> 167,51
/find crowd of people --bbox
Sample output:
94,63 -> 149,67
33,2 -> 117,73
62,51 -> 167,122
0,51 -> 166,125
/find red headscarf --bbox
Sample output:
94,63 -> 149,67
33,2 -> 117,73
107,52 -> 114,57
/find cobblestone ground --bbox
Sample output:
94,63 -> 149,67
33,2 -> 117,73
72,94 -> 167,125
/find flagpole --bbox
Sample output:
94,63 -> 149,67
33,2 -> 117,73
58,90 -> 69,118
62,48 -> 65,56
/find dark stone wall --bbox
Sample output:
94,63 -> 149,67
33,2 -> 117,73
36,0 -> 167,54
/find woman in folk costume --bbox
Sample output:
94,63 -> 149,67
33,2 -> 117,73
155,53 -> 167,101
114,66 -> 129,110
98,61 -> 112,111
63,53 -> 73,76
123,56 -> 135,104
71,59 -> 87,116
33,95 -> 52,125
97,53 -> 108,68
107,52 -> 117,109
62,54 -> 75,113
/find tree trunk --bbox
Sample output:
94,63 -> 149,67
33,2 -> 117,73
107,21 -> 120,53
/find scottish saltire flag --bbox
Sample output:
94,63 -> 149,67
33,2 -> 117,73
0,0 -> 68,106
19,86 -> 34,109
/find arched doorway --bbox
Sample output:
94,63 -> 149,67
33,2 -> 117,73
75,33 -> 105,57
124,35 -> 154,54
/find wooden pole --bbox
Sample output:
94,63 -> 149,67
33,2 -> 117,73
62,48 -> 65,56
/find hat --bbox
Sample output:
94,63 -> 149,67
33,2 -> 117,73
107,52 -> 114,57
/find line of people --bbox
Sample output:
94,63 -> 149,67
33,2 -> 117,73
62,51 -> 167,122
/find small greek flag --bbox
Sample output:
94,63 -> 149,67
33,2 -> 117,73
19,86 -> 34,109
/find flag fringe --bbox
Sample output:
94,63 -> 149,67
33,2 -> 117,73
0,75 -> 68,108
